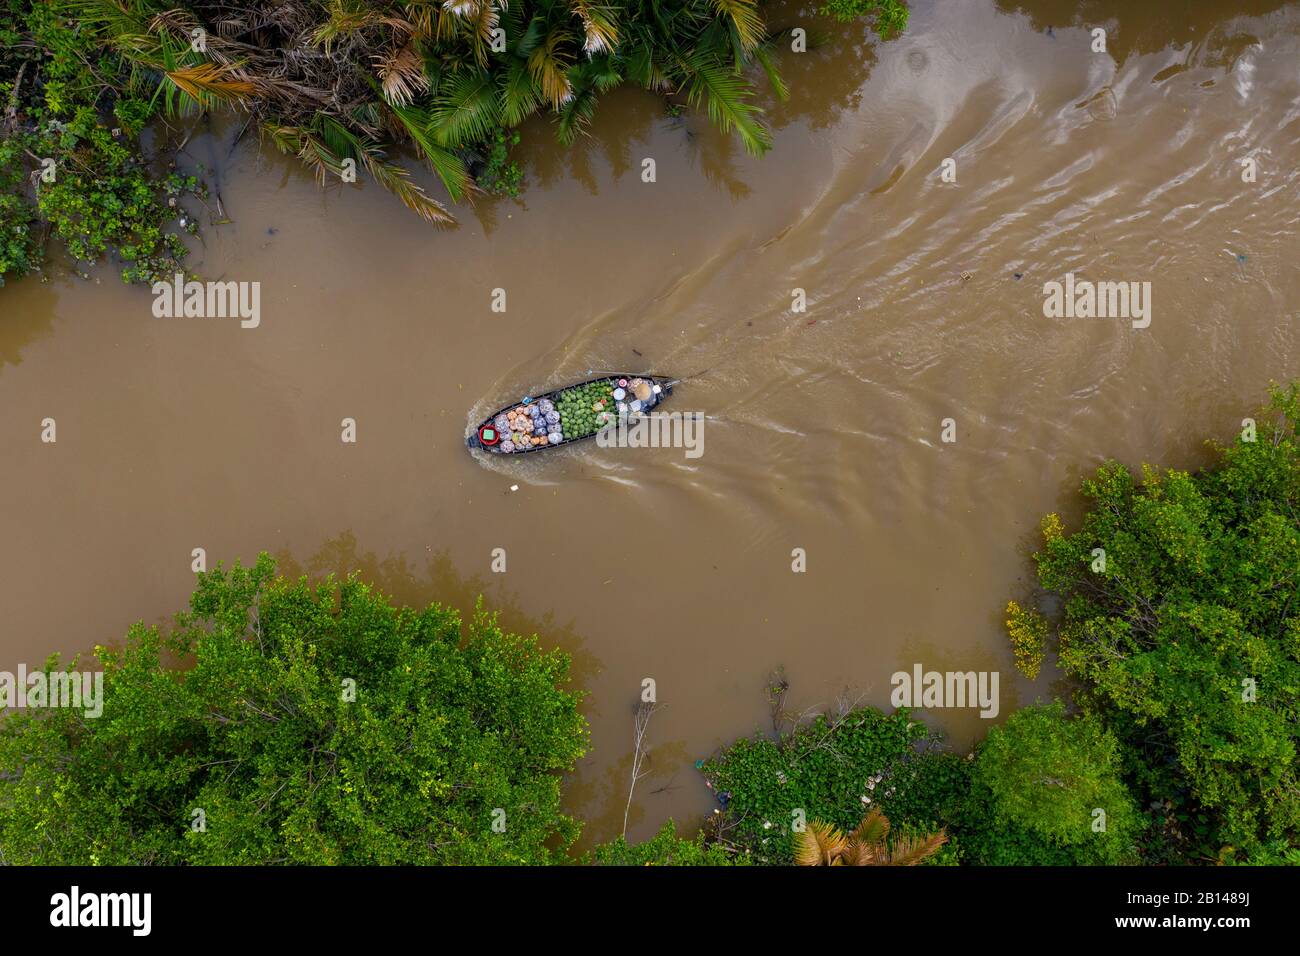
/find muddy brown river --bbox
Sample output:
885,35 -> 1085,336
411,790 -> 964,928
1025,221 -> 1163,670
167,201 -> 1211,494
2,0 -> 1298,849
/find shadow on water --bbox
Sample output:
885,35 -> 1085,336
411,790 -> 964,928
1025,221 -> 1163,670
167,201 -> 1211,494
997,0 -> 1294,62
511,85 -> 766,201
892,634 -> 1021,750
564,725 -> 693,853
271,531 -> 603,697
499,2 -> 893,210
271,532 -> 656,853
761,3 -> 888,131
0,277 -> 57,373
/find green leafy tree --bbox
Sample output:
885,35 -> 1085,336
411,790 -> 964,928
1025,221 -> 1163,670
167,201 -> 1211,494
0,554 -> 588,864
1012,382 -> 1300,860
966,703 -> 1140,865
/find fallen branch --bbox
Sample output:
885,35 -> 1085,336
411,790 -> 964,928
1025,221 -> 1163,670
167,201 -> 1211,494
4,62 -> 27,133
622,699 -> 660,839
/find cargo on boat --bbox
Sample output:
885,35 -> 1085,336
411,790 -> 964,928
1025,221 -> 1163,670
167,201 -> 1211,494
467,375 -> 675,454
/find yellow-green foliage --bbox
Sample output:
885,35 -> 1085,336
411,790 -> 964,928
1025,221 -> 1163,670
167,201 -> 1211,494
1005,600 -> 1048,679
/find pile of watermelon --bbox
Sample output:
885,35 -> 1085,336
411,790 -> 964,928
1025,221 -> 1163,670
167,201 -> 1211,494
555,380 -> 617,440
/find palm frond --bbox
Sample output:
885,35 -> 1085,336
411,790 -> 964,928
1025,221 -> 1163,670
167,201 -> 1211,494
428,68 -> 501,147
585,55 -> 622,93
442,0 -> 484,18
404,0 -> 439,37
386,101 -> 474,201
313,116 -> 365,166
465,0 -> 502,65
849,807 -> 890,847
375,39 -> 430,107
515,15 -> 547,57
555,85 -> 598,144
362,154 -> 456,225
261,120 -> 454,225
752,45 -> 788,101
622,42 -> 671,92
678,51 -> 771,156
793,821 -> 846,866
163,63 -> 258,116
570,2 -> 619,54
711,0 -> 765,52
313,0 -> 411,49
839,841 -> 876,865
261,122 -> 348,185
881,830 -> 949,866
64,0 -> 160,59
528,30 -> 575,107
499,59 -> 543,127
261,123 -> 308,159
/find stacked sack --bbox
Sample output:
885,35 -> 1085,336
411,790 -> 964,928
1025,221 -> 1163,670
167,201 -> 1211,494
495,398 -> 562,453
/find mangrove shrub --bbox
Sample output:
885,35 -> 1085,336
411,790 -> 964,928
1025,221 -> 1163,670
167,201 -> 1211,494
966,702 -> 1140,865
1014,382 -> 1300,861
0,554 -> 588,864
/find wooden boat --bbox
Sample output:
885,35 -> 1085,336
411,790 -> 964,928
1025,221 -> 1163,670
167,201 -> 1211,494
467,375 -> 676,454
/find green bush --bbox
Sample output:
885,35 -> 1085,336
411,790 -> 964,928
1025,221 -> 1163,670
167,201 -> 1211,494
965,703 -> 1140,865
591,821 -> 748,865
0,554 -> 588,864
0,138 -> 40,285
820,0 -> 910,36
477,127 -> 524,198
1018,382 -> 1300,860
701,706 -> 958,863
1,0 -> 198,285
30,108 -> 198,283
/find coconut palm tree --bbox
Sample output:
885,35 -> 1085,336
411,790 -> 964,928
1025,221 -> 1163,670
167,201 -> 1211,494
794,809 -> 948,866
62,0 -> 793,221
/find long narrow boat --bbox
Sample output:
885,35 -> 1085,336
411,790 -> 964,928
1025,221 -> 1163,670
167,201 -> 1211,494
467,374 -> 675,455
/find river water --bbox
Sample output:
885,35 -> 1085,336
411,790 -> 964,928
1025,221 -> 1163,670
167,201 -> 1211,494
2,0 -> 1298,848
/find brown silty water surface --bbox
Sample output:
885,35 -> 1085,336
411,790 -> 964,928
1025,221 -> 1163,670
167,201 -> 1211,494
2,0 -> 1299,848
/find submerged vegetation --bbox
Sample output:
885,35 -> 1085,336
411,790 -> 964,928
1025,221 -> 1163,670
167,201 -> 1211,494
0,0 -> 910,285
1,0 -> 204,284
